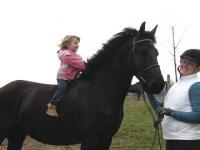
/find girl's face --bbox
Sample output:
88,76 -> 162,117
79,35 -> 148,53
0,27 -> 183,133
179,58 -> 200,76
67,38 -> 79,51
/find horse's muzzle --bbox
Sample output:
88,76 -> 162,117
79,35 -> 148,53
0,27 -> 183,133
143,79 -> 165,94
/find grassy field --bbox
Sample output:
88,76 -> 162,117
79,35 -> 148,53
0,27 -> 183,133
110,95 -> 165,150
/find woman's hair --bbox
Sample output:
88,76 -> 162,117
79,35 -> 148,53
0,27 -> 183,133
58,35 -> 80,50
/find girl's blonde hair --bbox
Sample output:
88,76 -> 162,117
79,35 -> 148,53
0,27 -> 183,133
58,35 -> 80,50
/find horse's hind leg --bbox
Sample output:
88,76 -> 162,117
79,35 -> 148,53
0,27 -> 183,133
0,136 -> 5,145
0,120 -> 14,147
0,127 -> 8,146
7,130 -> 26,150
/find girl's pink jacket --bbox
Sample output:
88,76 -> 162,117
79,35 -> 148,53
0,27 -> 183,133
57,49 -> 86,80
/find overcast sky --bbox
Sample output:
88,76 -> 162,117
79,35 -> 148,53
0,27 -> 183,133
0,0 -> 200,87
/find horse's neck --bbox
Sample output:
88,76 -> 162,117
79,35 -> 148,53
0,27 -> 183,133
93,59 -> 133,100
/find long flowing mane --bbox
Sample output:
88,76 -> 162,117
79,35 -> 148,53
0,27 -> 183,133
80,27 -> 156,79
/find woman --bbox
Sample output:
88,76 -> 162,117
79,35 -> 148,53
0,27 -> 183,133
147,49 -> 200,150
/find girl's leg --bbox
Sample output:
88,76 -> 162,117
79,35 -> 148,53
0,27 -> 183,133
50,79 -> 70,105
46,79 -> 70,117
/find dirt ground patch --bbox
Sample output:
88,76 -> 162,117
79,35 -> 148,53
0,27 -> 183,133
0,136 -> 80,150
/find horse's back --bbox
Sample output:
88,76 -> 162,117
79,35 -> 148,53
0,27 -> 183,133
0,80 -> 56,104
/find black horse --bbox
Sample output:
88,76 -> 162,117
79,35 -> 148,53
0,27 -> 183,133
0,22 -> 165,150
128,82 -> 144,100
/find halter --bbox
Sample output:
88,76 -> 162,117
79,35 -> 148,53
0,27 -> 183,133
132,38 -> 160,84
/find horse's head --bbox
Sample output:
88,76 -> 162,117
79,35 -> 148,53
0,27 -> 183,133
128,22 -> 165,94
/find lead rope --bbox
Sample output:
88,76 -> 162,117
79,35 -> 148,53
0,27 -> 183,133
143,93 -> 163,150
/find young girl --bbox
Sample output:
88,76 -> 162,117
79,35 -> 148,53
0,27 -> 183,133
46,35 -> 86,117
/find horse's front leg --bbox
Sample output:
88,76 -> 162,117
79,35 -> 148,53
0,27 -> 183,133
80,134 -> 112,150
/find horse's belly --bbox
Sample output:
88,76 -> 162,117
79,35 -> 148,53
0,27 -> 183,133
28,130 -> 81,145
20,118 -> 81,145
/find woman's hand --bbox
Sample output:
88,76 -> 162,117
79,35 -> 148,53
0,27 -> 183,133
156,107 -> 172,116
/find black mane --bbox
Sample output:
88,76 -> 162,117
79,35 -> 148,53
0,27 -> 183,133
80,27 -> 156,79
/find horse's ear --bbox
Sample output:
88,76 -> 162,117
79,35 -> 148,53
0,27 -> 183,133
139,22 -> 146,33
151,25 -> 158,35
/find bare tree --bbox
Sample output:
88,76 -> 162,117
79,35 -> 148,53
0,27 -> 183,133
170,25 -> 187,82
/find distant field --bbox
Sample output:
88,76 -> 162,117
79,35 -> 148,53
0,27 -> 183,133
110,95 -> 165,150
0,95 -> 165,150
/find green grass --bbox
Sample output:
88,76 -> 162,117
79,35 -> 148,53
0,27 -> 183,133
110,96 -> 165,150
